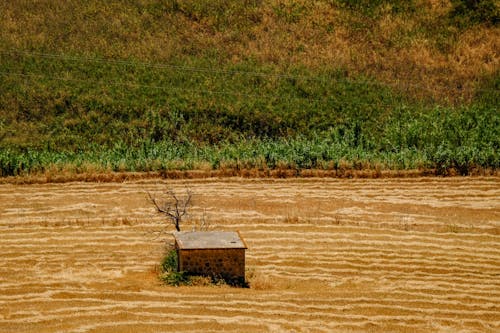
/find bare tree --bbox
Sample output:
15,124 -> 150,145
191,208 -> 213,232
148,188 -> 193,232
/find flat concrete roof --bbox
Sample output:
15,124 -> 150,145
173,231 -> 247,250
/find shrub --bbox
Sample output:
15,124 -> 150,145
335,0 -> 416,17
161,249 -> 178,272
164,0 -> 262,31
450,0 -> 499,27
159,249 -> 190,286
160,270 -> 190,286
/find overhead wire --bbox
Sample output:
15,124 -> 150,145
0,70 -> 332,106
0,69 -> 396,149
4,48 -> 494,95
1,48 -> 496,116
0,67 -> 419,143
2,49 -> 332,82
0,70 -> 401,107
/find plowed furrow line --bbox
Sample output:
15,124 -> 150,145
248,235 -> 500,252
2,305 -> 497,331
249,241 -> 500,258
250,254 -> 500,272
0,242 -> 152,249
5,294 -> 499,322
65,321 -> 272,333
6,296 -> 491,324
250,251 -> 500,267
236,222 -> 500,234
4,245 -> 498,265
1,288 -> 498,309
1,317 -> 348,333
0,230 -> 153,239
3,295 -> 499,313
7,249 -> 496,268
244,228 -> 500,244
263,264 -> 500,281
267,270 -> 500,291
252,262 -> 500,278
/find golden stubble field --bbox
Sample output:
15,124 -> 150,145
0,177 -> 499,332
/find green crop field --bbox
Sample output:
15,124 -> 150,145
0,0 -> 498,177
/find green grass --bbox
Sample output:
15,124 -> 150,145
0,51 -> 498,176
1,110 -> 498,177
0,51 -> 400,146
0,53 -> 500,176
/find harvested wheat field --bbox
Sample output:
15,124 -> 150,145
0,177 -> 499,332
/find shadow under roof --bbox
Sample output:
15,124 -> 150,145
173,231 -> 247,250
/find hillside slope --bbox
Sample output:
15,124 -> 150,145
0,0 -> 498,176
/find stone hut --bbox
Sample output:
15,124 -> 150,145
173,231 -> 247,284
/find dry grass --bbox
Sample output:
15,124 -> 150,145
0,178 -> 499,332
1,0 -> 498,103
1,167 -> 499,185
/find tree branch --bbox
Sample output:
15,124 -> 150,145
147,188 -> 193,232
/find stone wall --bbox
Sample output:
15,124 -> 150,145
178,248 -> 245,282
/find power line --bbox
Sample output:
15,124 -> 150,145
0,70 -> 407,107
0,70 -> 259,98
0,70 -> 364,105
4,49 -> 491,95
0,49 -> 497,96
2,49 -> 332,82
